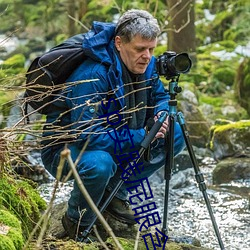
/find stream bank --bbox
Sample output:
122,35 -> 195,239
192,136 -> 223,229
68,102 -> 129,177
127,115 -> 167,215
38,152 -> 250,250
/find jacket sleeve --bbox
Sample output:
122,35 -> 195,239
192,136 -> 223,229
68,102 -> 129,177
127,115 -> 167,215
65,61 -> 146,154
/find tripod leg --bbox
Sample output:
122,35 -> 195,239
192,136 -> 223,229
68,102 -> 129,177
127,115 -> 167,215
162,114 -> 175,238
177,112 -> 225,250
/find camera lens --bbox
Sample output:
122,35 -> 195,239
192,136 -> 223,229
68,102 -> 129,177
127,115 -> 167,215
156,51 -> 192,79
174,53 -> 192,73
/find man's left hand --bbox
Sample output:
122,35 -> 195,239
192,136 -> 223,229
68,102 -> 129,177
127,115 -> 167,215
154,112 -> 169,139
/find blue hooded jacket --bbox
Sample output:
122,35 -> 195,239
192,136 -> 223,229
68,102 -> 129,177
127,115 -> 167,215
43,21 -> 170,155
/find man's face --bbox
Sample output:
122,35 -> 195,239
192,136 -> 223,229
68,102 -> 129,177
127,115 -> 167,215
115,35 -> 157,74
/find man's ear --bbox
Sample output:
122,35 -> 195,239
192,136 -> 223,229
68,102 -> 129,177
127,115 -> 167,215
115,36 -> 122,51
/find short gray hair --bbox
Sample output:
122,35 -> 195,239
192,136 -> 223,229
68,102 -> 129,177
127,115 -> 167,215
115,9 -> 160,43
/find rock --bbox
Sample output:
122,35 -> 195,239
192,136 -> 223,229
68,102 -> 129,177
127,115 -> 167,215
44,201 -> 213,250
209,120 -> 250,160
179,100 -> 211,148
170,168 -> 193,189
213,157 -> 250,184
181,89 -> 199,105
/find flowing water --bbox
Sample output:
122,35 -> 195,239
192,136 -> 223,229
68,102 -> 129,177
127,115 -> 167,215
38,156 -> 250,250
149,157 -> 250,250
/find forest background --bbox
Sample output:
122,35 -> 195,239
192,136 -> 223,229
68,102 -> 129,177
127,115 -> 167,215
0,0 -> 250,125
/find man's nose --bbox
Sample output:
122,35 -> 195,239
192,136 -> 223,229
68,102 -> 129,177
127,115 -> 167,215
142,49 -> 151,59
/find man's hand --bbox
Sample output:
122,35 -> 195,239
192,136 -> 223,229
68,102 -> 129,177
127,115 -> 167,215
154,111 -> 169,139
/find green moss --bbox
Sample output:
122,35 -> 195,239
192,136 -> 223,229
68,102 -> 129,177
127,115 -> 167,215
7,228 -> 24,249
106,237 -> 136,250
1,54 -> 25,69
213,67 -> 235,86
0,54 -> 26,87
213,120 -> 250,133
199,95 -> 224,107
0,235 -> 16,250
0,209 -> 24,249
0,209 -> 21,229
165,243 -> 183,250
0,175 -> 47,239
209,120 -> 250,150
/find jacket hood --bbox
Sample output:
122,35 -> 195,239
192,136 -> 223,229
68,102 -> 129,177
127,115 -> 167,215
82,21 -> 116,65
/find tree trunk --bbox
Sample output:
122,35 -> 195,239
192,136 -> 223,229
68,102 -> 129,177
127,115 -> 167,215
167,0 -> 196,62
67,0 -> 76,36
78,0 -> 88,20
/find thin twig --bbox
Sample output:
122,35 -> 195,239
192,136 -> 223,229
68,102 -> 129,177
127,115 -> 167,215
68,14 -> 89,31
134,227 -> 140,250
61,148 -> 124,250
22,154 -> 65,249
93,225 -> 109,250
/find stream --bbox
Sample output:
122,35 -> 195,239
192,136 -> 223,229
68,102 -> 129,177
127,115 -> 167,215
38,155 -> 250,250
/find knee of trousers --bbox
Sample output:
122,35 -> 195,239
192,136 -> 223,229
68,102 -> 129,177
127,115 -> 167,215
77,150 -> 117,182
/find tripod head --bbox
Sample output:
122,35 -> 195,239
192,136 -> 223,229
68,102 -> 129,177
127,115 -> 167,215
168,76 -> 182,100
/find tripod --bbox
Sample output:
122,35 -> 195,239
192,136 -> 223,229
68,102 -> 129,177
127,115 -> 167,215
161,77 -> 225,249
82,77 -> 225,250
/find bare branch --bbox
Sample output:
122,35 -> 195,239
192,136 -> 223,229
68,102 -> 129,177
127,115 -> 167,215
62,148 -> 124,250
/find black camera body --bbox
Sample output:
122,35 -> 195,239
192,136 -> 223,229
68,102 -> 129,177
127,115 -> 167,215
156,51 -> 192,79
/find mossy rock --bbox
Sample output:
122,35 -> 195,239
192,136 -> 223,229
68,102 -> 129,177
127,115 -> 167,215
213,67 -> 235,86
0,209 -> 24,250
28,237 -> 211,250
106,237 -> 211,250
0,174 -> 47,239
199,92 -> 248,122
209,120 -> 250,160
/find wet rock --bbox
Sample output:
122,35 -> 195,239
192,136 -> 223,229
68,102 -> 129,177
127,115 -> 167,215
170,168 -> 193,189
213,157 -> 250,184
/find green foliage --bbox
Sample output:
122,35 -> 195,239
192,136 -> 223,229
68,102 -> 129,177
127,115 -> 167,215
209,10 -> 234,42
0,54 -> 26,84
199,95 -> 224,107
234,57 -> 250,115
196,0 -> 250,47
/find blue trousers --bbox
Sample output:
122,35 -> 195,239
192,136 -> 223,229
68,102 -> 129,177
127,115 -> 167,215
41,122 -> 185,226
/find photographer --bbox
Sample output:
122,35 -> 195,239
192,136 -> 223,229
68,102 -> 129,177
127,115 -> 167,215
41,9 -> 185,241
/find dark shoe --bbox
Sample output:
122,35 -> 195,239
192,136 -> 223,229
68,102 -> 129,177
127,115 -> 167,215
104,195 -> 137,225
61,213 -> 97,242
